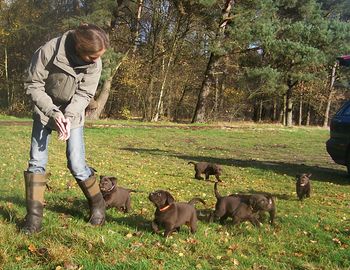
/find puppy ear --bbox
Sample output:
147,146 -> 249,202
110,177 -> 117,185
165,192 -> 175,205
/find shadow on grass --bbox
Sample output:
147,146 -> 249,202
0,194 -> 153,234
108,214 -> 151,232
0,196 -> 23,226
120,147 -> 350,185
46,198 -> 86,221
0,194 -> 88,227
231,189 -> 293,201
49,196 -> 152,231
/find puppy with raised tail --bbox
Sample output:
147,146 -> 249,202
210,182 -> 242,223
149,190 -> 205,237
99,176 -> 136,213
211,183 -> 276,226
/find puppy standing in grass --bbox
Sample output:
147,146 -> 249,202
149,190 -> 205,237
210,182 -> 241,223
99,176 -> 136,213
211,182 -> 276,226
296,173 -> 311,200
188,161 -> 223,182
248,193 -> 276,225
232,194 -> 276,227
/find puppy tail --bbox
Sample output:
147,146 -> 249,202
127,189 -> 138,193
214,182 -> 221,199
188,197 -> 206,206
188,161 -> 196,166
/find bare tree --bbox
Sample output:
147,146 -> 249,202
323,62 -> 338,127
191,0 -> 235,123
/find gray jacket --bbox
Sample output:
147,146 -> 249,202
25,31 -> 102,129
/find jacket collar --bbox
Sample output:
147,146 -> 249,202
53,31 -> 99,77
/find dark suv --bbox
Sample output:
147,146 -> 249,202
326,100 -> 350,174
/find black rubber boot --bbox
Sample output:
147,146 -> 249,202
22,171 -> 47,234
77,174 -> 105,226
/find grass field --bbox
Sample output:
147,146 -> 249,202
0,119 -> 349,270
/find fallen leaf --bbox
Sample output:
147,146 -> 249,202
6,202 -> 13,209
231,258 -> 239,265
310,240 -> 317,244
28,244 -> 37,253
333,238 -> 342,245
228,244 -> 238,251
63,261 -> 78,270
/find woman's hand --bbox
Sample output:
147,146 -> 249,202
54,113 -> 71,141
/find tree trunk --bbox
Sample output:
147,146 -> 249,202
144,75 -> 155,121
191,0 -> 235,123
4,46 -> 10,108
192,54 -> 217,122
285,79 -> 297,127
152,28 -> 179,121
219,77 -> 225,114
272,98 -> 277,122
72,0 -> 81,15
173,85 -> 189,122
86,51 -> 129,120
214,75 -> 219,120
298,93 -> 303,126
258,100 -> 263,122
323,62 -> 338,127
86,76 -> 113,120
281,94 -> 286,125
132,0 -> 144,55
306,102 -> 311,126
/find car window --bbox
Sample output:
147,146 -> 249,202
341,104 -> 350,116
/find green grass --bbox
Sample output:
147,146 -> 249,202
0,118 -> 349,270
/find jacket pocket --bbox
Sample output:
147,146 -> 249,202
46,72 -> 76,104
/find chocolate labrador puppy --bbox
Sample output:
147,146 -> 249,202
188,161 -> 222,182
232,201 -> 260,226
211,183 -> 276,226
148,190 -> 205,237
210,182 -> 242,223
99,176 -> 136,213
232,193 -> 276,227
296,173 -> 311,200
248,193 -> 276,225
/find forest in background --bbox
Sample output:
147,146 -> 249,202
0,0 -> 350,126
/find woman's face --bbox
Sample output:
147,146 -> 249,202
77,48 -> 106,63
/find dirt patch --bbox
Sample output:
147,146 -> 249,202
0,121 -> 32,126
0,120 -> 287,131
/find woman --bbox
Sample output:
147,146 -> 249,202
23,24 -> 109,234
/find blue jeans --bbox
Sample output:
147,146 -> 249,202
27,120 -> 92,181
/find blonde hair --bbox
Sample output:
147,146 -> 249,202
73,24 -> 109,54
